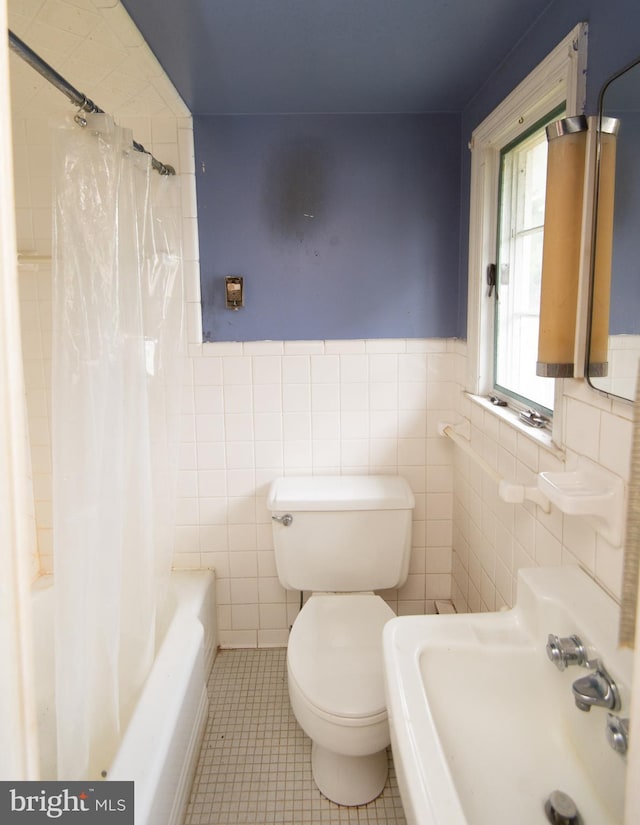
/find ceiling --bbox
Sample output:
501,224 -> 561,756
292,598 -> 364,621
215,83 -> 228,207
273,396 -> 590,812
120,0 -> 554,115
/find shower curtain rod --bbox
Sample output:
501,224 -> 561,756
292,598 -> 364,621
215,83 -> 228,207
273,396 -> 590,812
8,30 -> 176,176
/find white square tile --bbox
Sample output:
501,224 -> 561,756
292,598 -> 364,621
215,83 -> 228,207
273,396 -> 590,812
196,413 -> 225,442
311,354 -> 339,383
255,441 -> 283,469
177,469 -> 198,498
199,497 -> 228,525
365,339 -> 406,353
253,383 -> 282,413
252,355 -> 282,384
369,354 -> 398,382
369,438 -> 397,467
223,413 -> 253,441
399,381 -> 427,410
370,409 -> 398,438
254,412 -> 282,441
258,603 -> 288,629
197,469 -> 227,497
284,440 -> 312,469
230,576 -> 259,605
179,443 -> 197,470
516,433 -> 539,472
229,551 -> 258,578
426,492 -> 453,520
226,442 -> 254,469
340,410 -> 369,439
340,353 -> 368,382
312,440 -> 340,468
535,522 -> 562,566
223,356 -> 252,385
398,438 -> 425,466
283,411 -> 312,441
197,442 -> 226,470
340,382 -> 369,411
230,603 -> 259,631
312,411 -> 340,440
224,384 -> 253,414
193,357 -> 223,386
283,383 -> 310,412
226,469 -> 256,497
311,383 -> 340,411
564,397 -> 601,461
258,576 -> 286,603
599,412 -> 632,480
370,382 -> 398,411
425,574 -> 452,600
398,353 -> 428,382
228,524 -> 257,552
282,354 -> 310,383
341,439 -> 370,466
199,525 -> 228,552
325,339 -> 366,354
226,495 -> 256,525
284,340 -> 325,355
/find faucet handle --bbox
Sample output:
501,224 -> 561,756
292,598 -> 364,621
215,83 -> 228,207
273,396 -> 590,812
546,634 -> 588,671
606,714 -> 630,755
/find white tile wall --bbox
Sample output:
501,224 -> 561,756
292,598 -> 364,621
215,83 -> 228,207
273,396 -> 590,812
451,341 -> 633,612
178,338 -> 460,646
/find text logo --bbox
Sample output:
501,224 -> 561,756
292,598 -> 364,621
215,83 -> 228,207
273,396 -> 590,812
1,782 -> 133,823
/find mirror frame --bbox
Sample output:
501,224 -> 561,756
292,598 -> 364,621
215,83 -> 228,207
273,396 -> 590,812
586,54 -> 640,402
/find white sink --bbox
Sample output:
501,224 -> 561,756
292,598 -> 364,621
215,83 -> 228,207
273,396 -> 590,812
383,566 -> 633,825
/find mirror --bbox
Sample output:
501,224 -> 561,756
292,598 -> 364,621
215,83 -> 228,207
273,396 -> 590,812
587,56 -> 640,401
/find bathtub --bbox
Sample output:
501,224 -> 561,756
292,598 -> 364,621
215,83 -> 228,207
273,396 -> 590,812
31,569 -> 217,825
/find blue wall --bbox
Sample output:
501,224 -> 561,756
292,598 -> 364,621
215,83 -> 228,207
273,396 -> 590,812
457,0 -> 640,336
193,0 -> 640,343
194,113 -> 461,342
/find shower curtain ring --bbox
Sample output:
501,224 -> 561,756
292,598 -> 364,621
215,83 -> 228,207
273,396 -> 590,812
74,95 -> 96,126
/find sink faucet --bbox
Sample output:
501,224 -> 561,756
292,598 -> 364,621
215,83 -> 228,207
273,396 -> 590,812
572,662 -> 620,712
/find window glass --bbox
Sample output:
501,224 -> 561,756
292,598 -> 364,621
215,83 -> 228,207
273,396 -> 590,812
494,109 -> 564,414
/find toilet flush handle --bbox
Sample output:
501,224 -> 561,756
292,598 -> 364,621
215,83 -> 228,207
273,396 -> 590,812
272,513 -> 293,527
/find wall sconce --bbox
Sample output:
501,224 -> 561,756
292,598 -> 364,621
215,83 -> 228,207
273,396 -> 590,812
537,116 -> 588,378
536,116 -> 619,378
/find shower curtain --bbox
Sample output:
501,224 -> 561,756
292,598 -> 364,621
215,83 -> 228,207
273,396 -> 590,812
51,114 -> 184,780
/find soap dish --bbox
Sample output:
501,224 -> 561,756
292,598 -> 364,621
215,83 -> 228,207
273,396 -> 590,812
537,458 -> 624,546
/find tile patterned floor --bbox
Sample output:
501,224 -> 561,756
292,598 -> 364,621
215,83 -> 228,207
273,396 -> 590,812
184,648 -> 407,825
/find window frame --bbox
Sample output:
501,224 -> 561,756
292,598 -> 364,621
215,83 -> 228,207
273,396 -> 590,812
466,23 -> 587,442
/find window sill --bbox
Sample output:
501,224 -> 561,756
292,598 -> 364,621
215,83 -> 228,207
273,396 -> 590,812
465,392 -> 565,460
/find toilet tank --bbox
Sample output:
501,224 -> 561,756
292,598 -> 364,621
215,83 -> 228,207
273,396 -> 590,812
267,475 -> 415,592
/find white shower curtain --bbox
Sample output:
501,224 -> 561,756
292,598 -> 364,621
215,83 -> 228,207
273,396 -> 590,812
51,114 -> 184,780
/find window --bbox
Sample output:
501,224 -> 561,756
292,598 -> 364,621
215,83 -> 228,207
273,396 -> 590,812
466,23 -> 587,436
494,108 -> 564,414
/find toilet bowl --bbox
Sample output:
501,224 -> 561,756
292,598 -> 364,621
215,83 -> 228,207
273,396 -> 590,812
267,474 -> 414,806
287,593 -> 395,805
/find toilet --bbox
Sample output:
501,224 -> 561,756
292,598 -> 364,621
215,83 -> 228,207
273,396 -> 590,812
267,474 -> 414,806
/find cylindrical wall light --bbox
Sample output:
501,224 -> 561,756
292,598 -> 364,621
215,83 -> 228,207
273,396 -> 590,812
589,116 -> 620,377
537,116 -> 589,377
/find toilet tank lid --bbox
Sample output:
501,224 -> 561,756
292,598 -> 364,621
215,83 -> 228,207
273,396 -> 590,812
267,475 -> 415,512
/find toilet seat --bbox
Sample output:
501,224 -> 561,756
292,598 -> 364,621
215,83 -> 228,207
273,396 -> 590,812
288,593 -> 395,722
